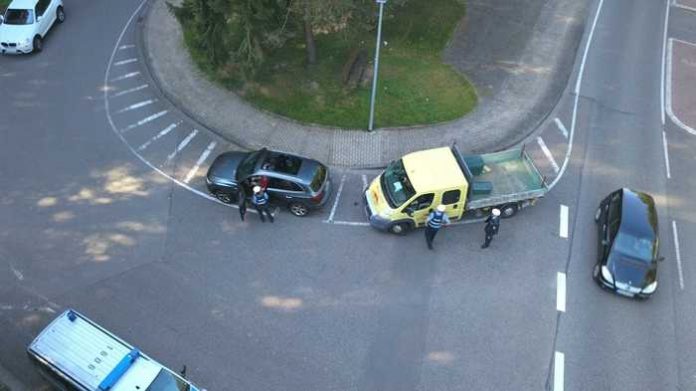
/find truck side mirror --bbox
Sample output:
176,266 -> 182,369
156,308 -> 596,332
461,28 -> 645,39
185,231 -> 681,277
405,207 -> 414,217
0,15 -> 4,24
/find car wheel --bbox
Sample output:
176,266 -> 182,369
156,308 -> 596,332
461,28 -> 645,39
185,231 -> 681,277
389,223 -> 410,235
594,206 -> 601,223
592,264 -> 600,282
56,6 -> 65,23
214,191 -> 234,204
500,203 -> 518,218
289,203 -> 309,217
32,36 -> 43,52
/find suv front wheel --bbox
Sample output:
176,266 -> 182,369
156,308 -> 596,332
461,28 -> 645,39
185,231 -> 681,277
32,36 -> 43,52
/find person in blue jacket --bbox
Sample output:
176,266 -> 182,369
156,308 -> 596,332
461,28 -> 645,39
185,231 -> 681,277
425,204 -> 450,250
251,186 -> 274,223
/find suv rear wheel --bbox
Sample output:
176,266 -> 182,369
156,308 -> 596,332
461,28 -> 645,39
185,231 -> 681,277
289,202 -> 309,217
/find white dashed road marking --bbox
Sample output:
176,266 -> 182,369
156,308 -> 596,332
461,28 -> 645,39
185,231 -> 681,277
559,205 -> 569,238
332,220 -> 371,227
121,110 -> 168,133
166,129 -> 199,163
672,220 -> 684,290
662,131 -> 672,179
184,141 -> 217,184
138,122 -> 180,151
116,99 -> 156,114
111,84 -> 149,98
554,351 -> 565,391
554,118 -> 569,138
326,174 -> 346,223
114,58 -> 138,66
111,71 -> 140,82
118,44 -> 135,50
556,272 -> 566,312
537,136 -> 560,173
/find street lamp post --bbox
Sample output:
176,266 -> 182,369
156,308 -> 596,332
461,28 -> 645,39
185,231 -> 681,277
368,0 -> 387,132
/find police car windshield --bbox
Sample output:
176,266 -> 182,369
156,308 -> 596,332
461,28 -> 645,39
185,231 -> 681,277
382,159 -> 416,208
146,369 -> 190,391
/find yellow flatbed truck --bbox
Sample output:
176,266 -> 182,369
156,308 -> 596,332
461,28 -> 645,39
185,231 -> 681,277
364,145 -> 548,234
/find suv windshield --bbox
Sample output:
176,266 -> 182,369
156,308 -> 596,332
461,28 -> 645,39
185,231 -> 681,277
4,9 -> 34,25
381,159 -> 416,208
236,150 -> 262,180
613,232 -> 656,262
146,369 -> 189,391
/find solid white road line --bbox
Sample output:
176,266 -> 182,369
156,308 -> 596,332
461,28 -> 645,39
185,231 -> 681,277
550,0 -> 604,190
111,71 -> 140,82
114,58 -> 138,66
116,99 -> 156,114
166,129 -> 199,163
672,220 -> 684,290
327,174 -> 346,223
557,272 -> 566,312
138,122 -> 179,151
111,84 -> 149,98
662,131 -> 672,179
554,118 -> 569,138
537,137 -> 560,173
331,220 -> 371,227
121,110 -> 168,133
118,44 -> 136,50
361,174 -> 368,190
660,0 -> 670,125
560,205 -> 569,238
666,38 -> 696,135
184,141 -> 217,184
554,351 -> 565,391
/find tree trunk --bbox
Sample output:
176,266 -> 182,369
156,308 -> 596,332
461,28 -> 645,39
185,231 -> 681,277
303,8 -> 317,65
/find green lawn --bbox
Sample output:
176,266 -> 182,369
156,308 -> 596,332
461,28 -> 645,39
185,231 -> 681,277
183,0 -> 477,129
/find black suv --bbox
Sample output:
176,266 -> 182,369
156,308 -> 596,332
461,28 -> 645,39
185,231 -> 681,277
206,148 -> 331,216
593,188 -> 663,299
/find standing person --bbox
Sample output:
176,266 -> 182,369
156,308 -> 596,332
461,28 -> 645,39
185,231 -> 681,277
237,187 -> 247,222
481,208 -> 501,249
425,204 -> 450,250
251,186 -> 274,223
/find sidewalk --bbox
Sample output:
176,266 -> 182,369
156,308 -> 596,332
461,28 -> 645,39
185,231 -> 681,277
141,0 -> 589,168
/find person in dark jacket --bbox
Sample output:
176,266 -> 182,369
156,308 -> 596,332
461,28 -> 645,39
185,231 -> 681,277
251,186 -> 274,223
481,208 -> 501,249
237,188 -> 247,221
425,204 -> 450,250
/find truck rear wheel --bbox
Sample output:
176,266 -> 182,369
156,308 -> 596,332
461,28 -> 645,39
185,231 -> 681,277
500,203 -> 518,218
389,222 -> 410,235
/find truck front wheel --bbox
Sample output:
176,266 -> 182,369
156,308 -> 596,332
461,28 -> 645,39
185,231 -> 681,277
389,222 -> 410,235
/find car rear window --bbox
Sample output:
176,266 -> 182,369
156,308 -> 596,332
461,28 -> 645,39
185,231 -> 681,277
310,165 -> 327,192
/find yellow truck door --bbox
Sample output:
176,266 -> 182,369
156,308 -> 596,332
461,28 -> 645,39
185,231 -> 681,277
402,193 -> 435,227
438,188 -> 466,220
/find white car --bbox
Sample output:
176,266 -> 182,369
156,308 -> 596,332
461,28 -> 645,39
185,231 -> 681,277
0,0 -> 64,54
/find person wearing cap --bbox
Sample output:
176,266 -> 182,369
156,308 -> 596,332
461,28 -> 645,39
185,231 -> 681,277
481,208 -> 501,249
251,185 -> 274,223
425,204 -> 451,250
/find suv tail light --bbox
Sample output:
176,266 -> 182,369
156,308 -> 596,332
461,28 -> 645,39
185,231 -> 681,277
311,191 -> 324,204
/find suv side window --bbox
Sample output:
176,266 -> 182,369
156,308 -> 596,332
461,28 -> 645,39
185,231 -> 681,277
407,193 -> 434,211
442,190 -> 460,205
268,178 -> 303,192
36,0 -> 49,16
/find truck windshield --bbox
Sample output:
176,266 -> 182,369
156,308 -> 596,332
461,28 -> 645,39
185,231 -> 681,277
146,369 -> 190,391
381,159 -> 416,208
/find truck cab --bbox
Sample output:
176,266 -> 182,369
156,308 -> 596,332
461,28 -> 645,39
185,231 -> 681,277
365,147 -> 469,234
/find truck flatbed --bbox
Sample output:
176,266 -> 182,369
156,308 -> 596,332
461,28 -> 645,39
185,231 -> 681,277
453,147 -> 548,210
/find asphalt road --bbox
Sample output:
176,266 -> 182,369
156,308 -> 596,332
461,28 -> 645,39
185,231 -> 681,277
1,0 -> 696,390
